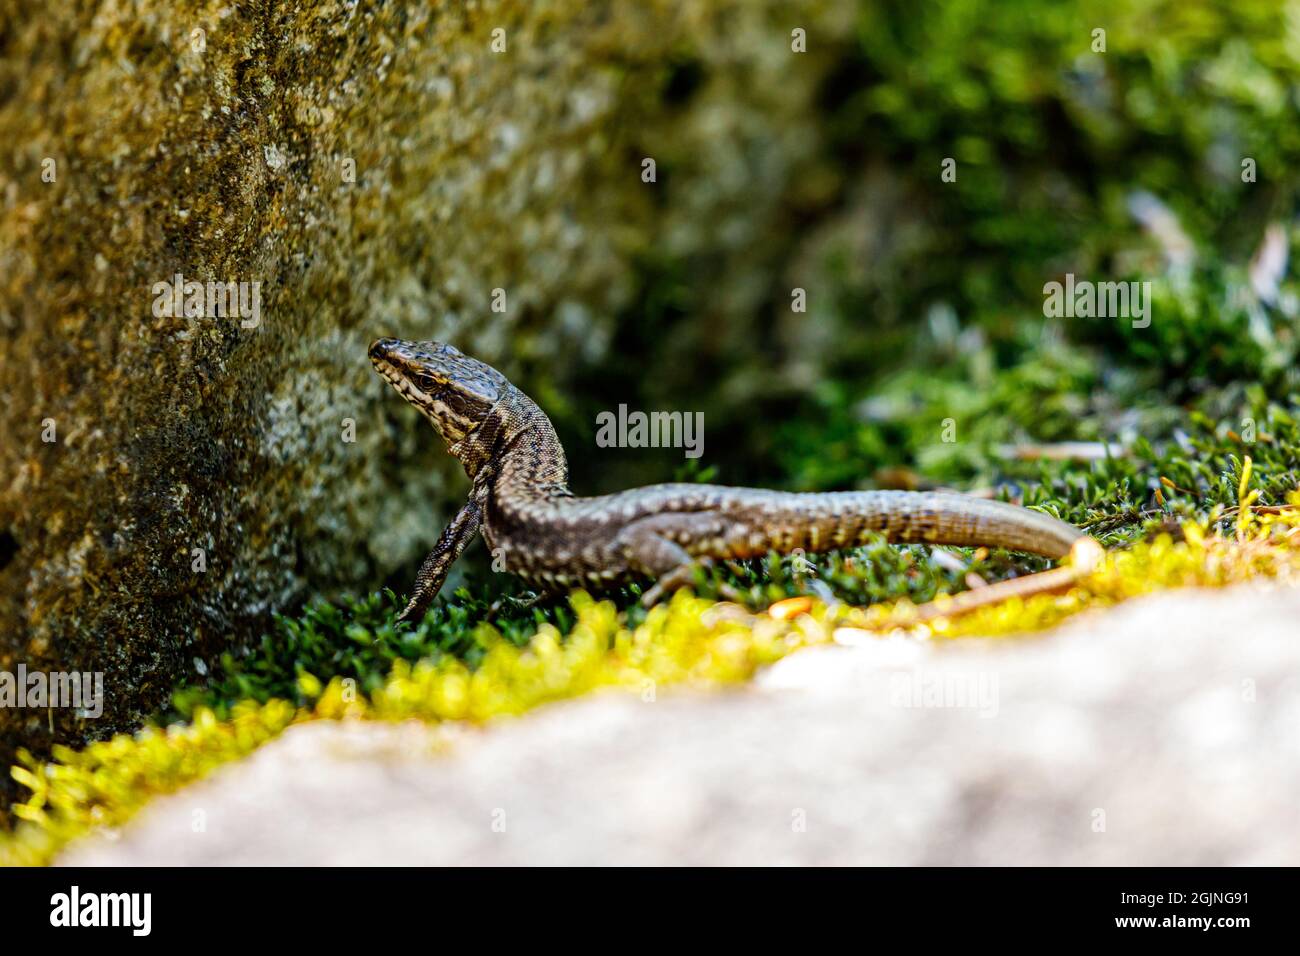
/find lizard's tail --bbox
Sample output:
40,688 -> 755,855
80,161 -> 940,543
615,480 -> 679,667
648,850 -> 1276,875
817,490 -> 1105,621
868,490 -> 1086,559
772,489 -> 1101,568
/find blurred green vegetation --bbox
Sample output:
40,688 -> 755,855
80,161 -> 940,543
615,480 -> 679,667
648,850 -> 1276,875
570,0 -> 1300,529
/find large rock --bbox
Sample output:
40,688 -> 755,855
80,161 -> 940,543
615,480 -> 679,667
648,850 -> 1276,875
60,585 -> 1300,864
0,0 -> 856,800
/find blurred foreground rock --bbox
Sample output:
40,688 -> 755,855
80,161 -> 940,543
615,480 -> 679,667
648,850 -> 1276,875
0,0 -> 858,800
61,585 -> 1300,865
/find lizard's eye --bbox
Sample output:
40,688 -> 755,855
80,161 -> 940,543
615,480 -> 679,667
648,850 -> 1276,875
415,373 -> 439,394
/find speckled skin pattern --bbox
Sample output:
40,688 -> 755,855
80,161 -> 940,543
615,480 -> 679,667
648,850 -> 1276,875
370,338 -> 1090,620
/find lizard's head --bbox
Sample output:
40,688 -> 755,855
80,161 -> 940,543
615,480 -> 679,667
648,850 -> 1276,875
369,338 -> 508,450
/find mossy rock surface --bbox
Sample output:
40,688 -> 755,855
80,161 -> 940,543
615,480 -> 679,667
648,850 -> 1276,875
0,0 -> 855,804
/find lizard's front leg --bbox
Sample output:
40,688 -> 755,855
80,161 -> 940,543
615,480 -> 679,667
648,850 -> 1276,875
397,498 -> 482,623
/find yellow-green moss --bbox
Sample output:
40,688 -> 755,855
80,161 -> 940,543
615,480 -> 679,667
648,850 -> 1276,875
0,590 -> 829,866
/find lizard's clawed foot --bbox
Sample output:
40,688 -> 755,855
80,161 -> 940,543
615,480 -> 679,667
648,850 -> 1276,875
395,596 -> 431,626
639,559 -> 716,608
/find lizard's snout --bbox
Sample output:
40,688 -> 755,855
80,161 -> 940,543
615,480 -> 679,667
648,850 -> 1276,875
369,338 -> 400,363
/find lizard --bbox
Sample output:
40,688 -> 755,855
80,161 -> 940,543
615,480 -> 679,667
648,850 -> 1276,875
369,337 -> 1104,624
